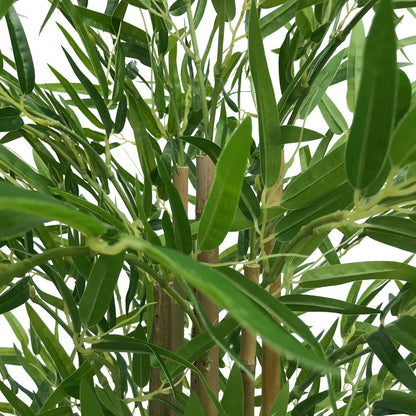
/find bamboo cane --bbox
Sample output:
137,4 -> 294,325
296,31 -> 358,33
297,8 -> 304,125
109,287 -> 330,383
262,151 -> 284,416
191,155 -> 219,416
149,167 -> 188,416
241,264 -> 261,416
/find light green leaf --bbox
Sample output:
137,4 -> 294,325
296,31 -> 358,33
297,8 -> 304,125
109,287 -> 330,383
269,381 -> 289,416
0,182 -> 106,236
198,117 -> 253,250
280,143 -> 346,210
248,2 -> 282,189
345,0 -> 396,190
26,303 -> 76,379
318,94 -> 348,134
5,6 -> 35,94
300,261 -> 416,288
79,252 -> 125,327
80,379 -> 104,416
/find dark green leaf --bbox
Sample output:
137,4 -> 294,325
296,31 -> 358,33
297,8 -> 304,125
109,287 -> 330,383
345,0 -> 396,190
0,0 -> 15,20
0,380 -> 35,416
5,6 -> 35,94
132,325 -> 150,388
373,390 -> 416,416
114,94 -> 127,133
0,107 -> 23,132
0,210 -> 45,239
79,252 -> 125,327
368,325 -> 416,391
0,277 -> 29,314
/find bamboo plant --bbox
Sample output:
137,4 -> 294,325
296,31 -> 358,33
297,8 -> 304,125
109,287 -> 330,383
1,0 -> 416,415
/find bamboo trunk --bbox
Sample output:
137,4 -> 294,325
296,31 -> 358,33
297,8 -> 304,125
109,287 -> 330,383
191,155 -> 219,416
241,264 -> 260,416
149,167 -> 188,416
262,151 -> 284,416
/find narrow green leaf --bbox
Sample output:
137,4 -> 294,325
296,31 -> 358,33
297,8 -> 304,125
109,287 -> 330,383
345,0 -> 396,190
279,294 -> 380,315
221,364 -> 243,416
26,303 -> 76,378
156,155 -> 192,254
0,107 -> 23,132
390,103 -> 416,168
0,143 -> 51,194
385,315 -> 416,355
248,2 -> 282,189
184,393 -> 205,416
63,49 -> 113,137
0,182 -> 107,237
0,0 -> 15,20
198,117 -> 252,250
364,216 -> 416,253
112,42 -> 125,104
0,380 -> 35,416
269,382 -> 289,416
48,65 -> 103,129
39,0 -> 61,33
5,6 -> 35,94
394,68 -> 411,125
0,210 -> 45,239
80,379 -> 104,416
114,94 -> 127,133
368,325 -> 416,391
280,125 -> 324,143
38,407 -> 73,416
79,252 -> 125,327
373,390 -> 416,416
0,277 -> 29,314
346,20 -> 365,112
281,143 -> 346,210
318,93 -> 348,134
300,51 -> 343,118
292,391 -> 329,416
300,261 -> 416,288
132,325 -> 150,388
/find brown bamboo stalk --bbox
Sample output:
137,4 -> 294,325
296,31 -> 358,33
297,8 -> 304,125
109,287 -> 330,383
241,264 -> 261,416
191,154 -> 219,416
149,167 -> 188,416
262,151 -> 284,416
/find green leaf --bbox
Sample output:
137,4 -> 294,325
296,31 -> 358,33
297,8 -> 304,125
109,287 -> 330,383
390,103 -> 416,168
63,49 -> 113,137
198,117 -> 253,250
364,216 -> 416,253
156,155 -> 192,254
39,0 -> 61,33
346,20 -> 365,112
318,94 -> 348,134
385,315 -> 416,355
0,380 -> 35,416
5,6 -> 35,94
373,390 -> 416,416
0,0 -> 15,20
279,294 -> 380,315
300,261 -> 416,288
248,2 -> 282,189
79,252 -> 125,327
112,42 -> 125,104
0,182 -> 106,237
26,303 -> 76,378
300,51 -> 343,119
0,143 -> 51,194
280,125 -> 324,143
0,107 -> 23,132
367,325 -> 416,391
280,143 -> 347,210
0,277 -> 29,314
132,325 -> 150,388
221,364 -> 243,416
345,0 -> 396,190
80,379 -> 104,416
114,94 -> 127,133
184,393 -> 205,416
269,381 -> 289,416
0,210 -> 45,239
394,68 -> 411,125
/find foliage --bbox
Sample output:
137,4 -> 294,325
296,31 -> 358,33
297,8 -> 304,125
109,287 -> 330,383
0,0 -> 416,414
